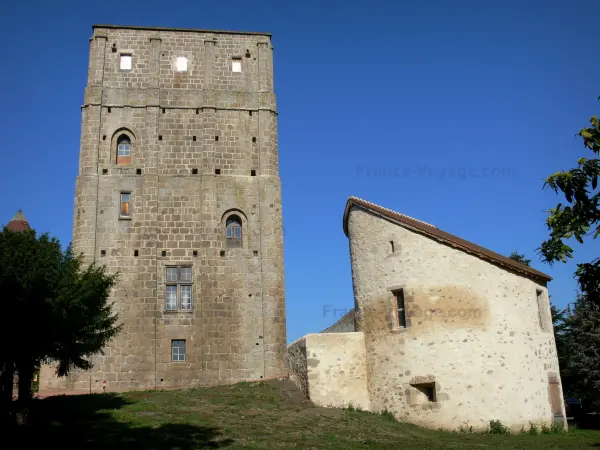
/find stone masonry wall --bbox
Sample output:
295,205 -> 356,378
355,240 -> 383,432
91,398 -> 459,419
40,25 -> 286,393
347,206 -> 565,431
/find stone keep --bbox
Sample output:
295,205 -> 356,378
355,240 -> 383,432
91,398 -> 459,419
40,24 -> 286,392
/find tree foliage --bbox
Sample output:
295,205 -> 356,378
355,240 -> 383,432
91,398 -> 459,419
539,111 -> 600,304
0,227 -> 121,425
508,251 -> 531,266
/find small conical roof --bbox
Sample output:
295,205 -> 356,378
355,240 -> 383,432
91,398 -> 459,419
6,209 -> 30,231
11,210 -> 27,222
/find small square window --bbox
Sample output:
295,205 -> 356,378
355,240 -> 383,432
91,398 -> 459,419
231,58 -> 242,72
120,193 -> 131,218
120,54 -> 132,70
176,56 -> 188,72
412,382 -> 436,402
180,267 -> 192,281
171,340 -> 186,361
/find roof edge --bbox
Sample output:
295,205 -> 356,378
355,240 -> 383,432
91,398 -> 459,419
343,197 -> 551,283
92,24 -> 272,37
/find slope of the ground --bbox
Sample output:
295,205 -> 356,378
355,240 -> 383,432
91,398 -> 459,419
7,379 -> 600,449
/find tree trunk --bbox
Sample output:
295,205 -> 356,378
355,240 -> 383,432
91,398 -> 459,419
16,362 -> 34,426
0,362 -> 15,427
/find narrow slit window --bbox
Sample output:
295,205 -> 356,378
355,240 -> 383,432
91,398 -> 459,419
119,193 -> 131,218
394,289 -> 406,328
390,241 -> 395,253
166,285 -> 178,310
231,58 -> 242,72
120,54 -> 132,70
537,289 -> 546,331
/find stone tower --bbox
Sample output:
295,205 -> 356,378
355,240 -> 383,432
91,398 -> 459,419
40,24 -> 286,393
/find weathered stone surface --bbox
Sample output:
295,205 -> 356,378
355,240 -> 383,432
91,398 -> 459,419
39,25 -> 286,393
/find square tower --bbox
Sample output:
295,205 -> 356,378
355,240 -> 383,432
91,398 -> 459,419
40,25 -> 286,392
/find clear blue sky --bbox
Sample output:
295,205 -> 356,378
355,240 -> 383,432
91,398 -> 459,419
1,0 -> 598,343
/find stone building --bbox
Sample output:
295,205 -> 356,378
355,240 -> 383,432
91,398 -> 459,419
40,24 -> 286,393
288,197 -> 566,431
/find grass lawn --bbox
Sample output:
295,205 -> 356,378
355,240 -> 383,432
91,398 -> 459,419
6,380 -> 600,449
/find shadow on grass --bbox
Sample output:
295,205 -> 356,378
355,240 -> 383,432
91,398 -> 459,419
7,393 -> 233,449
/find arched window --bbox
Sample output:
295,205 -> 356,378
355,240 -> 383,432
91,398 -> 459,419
116,135 -> 131,165
226,215 -> 242,248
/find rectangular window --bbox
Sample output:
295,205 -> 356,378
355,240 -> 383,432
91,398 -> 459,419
171,340 -> 186,362
231,58 -> 242,72
119,193 -> 131,217
120,54 -> 132,70
176,56 -> 188,72
166,286 -> 178,310
165,266 -> 193,311
537,289 -> 547,331
394,289 -> 407,328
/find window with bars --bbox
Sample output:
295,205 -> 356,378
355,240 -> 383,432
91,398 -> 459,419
171,339 -> 186,362
119,193 -> 131,218
226,215 -> 242,248
165,266 -> 193,311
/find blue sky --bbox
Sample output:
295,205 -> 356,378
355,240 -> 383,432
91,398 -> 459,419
1,0 -> 598,343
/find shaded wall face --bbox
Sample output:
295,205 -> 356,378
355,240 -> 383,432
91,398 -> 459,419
347,208 -> 564,431
287,333 -> 371,411
40,27 -> 286,393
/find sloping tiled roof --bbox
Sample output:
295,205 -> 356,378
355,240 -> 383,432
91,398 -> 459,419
5,210 -> 31,232
343,197 -> 551,282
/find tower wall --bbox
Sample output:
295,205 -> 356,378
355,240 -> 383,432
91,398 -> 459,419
40,25 -> 286,392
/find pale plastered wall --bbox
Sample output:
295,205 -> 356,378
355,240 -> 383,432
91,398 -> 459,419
287,333 -> 371,411
347,207 -> 565,431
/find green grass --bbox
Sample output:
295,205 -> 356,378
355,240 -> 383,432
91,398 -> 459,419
6,380 -> 600,449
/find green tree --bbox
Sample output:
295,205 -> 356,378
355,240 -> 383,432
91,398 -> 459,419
539,110 -> 600,304
0,228 -> 121,425
508,251 -> 531,266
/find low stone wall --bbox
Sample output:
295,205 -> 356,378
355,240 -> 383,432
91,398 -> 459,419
287,332 -> 370,411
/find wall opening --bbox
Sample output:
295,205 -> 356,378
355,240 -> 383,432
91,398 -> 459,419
393,289 -> 407,328
231,57 -> 242,72
120,54 -> 132,70
412,382 -> 436,402
389,240 -> 395,253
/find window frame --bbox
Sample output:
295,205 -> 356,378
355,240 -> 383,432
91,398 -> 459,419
119,192 -> 132,219
171,339 -> 186,362
165,265 -> 193,312
393,289 -> 407,328
175,56 -> 188,72
226,216 -> 243,248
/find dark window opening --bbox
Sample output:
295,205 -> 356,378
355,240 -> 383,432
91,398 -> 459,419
252,137 -> 257,143
193,250 -> 198,257
215,168 -> 221,175
158,135 -> 163,141
196,109 -> 199,114
390,241 -> 395,253
136,168 -> 142,175
249,111 -> 253,116
107,107 -> 111,113
102,135 -> 106,140
220,250 -> 226,257
102,169 -> 108,175
215,136 -> 219,141
394,289 -> 406,328
192,168 -> 198,174
226,215 -> 242,248
412,383 -> 436,402
134,250 -> 139,257
251,170 -> 256,176
162,108 -> 165,114
161,250 -> 167,257
192,135 -> 196,141
100,250 -> 106,257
